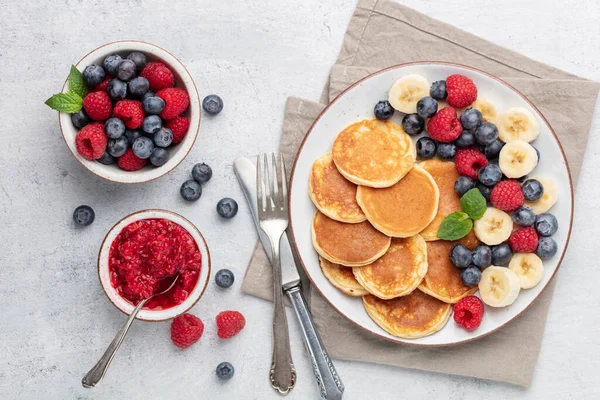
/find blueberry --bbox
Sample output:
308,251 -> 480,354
460,266 -> 482,286
491,243 -> 512,266
373,100 -> 394,120
477,164 -> 502,186
97,151 -> 116,165
217,198 -> 238,219
215,269 -> 235,288
455,176 -> 475,196
484,139 -> 504,160
534,213 -> 558,237
192,163 -> 213,184
522,179 -> 544,201
116,59 -> 136,81
103,54 -> 123,76
125,129 -> 143,145
476,182 -> 492,202
128,76 -> 149,97
154,128 -> 173,148
401,114 -> 424,135
82,65 -> 105,87
536,237 -> 557,259
216,362 -> 234,380
104,117 -> 125,139
107,136 -> 129,158
180,180 -> 202,201
142,115 -> 162,135
126,51 -> 147,72
416,137 -> 436,159
416,96 -> 438,118
430,80 -> 447,100
149,147 -> 169,167
107,78 -> 127,101
142,96 -> 166,115
450,244 -> 472,268
73,205 -> 95,226
474,122 -> 499,146
455,130 -> 476,148
512,206 -> 536,227
142,90 -> 155,100
71,109 -> 89,129
132,136 -> 154,159
472,245 -> 492,268
202,94 -> 224,115
460,108 -> 482,130
436,142 -> 456,160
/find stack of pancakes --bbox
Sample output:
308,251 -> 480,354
309,119 -> 479,339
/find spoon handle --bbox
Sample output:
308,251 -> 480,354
82,299 -> 147,388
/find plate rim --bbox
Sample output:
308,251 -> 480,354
287,61 -> 574,347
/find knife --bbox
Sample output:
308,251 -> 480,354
234,157 -> 344,400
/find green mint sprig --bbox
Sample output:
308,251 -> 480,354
437,188 -> 486,240
44,66 -> 87,113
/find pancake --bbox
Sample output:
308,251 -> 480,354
353,235 -> 427,299
332,119 -> 415,188
309,153 -> 366,223
311,211 -> 391,267
418,232 -> 480,303
319,257 -> 368,296
362,290 -> 452,338
419,159 -> 461,241
356,164 -> 439,237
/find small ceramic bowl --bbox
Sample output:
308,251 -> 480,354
98,209 -> 210,321
59,40 -> 201,184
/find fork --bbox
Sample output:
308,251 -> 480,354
257,153 -> 296,394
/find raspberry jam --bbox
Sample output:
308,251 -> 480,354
108,218 -> 201,310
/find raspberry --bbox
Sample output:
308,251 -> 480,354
113,100 -> 145,129
157,88 -> 190,120
508,226 -> 538,253
118,148 -> 147,171
426,107 -> 462,142
140,62 -> 175,91
216,310 -> 246,339
171,313 -> 204,348
166,116 -> 190,143
490,180 -> 524,212
75,122 -> 107,160
446,74 -> 478,108
453,296 -> 484,331
94,75 -> 112,92
82,91 -> 112,121
455,148 -> 488,179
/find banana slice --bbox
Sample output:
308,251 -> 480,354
524,177 -> 557,214
499,140 -> 538,178
479,266 -> 521,307
473,207 -> 513,246
509,253 -> 544,289
471,97 -> 500,125
498,107 -> 540,143
388,74 -> 430,114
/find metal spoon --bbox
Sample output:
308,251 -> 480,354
82,275 -> 179,388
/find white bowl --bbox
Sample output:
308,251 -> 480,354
98,209 -> 211,321
59,40 -> 201,184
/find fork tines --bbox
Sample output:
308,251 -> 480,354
257,153 -> 288,215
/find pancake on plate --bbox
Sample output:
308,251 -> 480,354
332,119 -> 415,188
419,159 -> 461,241
309,153 -> 366,223
362,290 -> 452,339
311,211 -> 391,267
356,164 -> 439,237
319,256 -> 368,296
353,235 -> 427,299
418,231 -> 479,303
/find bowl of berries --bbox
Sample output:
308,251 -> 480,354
47,40 -> 200,184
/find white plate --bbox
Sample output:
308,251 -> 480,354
288,62 -> 573,346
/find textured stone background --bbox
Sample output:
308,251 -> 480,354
0,0 -> 598,399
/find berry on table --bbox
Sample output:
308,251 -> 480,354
416,96 -> 438,118
71,109 -> 89,129
491,243 -> 512,266
104,117 -> 125,139
202,94 -> 224,115
512,206 -> 536,227
450,243 -> 472,268
401,113 -> 424,135
128,76 -> 150,97
132,136 -> 155,159
149,147 -> 169,167
536,237 -> 557,259
118,148 -> 147,171
73,205 -> 95,226
522,179 -> 544,201
103,54 -> 123,76
170,313 -> 204,349
140,62 -> 175,91
374,100 -> 394,120
157,88 -> 190,120
416,137 -> 436,159
460,266 -> 482,286
460,108 -> 482,130
217,198 -> 238,219
125,129 -> 143,145
534,213 -> 558,236
107,136 -> 129,158
453,296 -> 484,331
454,176 -> 475,196
477,163 -> 502,186
75,122 -> 107,160
476,182 -> 492,202
436,142 -> 456,160
116,59 -> 137,81
455,130 -> 476,148
472,245 -> 492,268
215,269 -> 235,288
474,122 -> 499,146
154,128 -> 173,148
445,74 -> 477,108
113,100 -> 144,129
427,107 -> 462,142
166,116 -> 190,144
216,362 -> 235,381
181,180 -> 202,201
490,179 -> 524,212
192,163 -> 213,184
107,78 -> 127,101
429,80 -> 447,100
508,226 -> 539,253
142,115 -> 162,135
216,310 -> 246,339
484,139 -> 504,160
142,96 -> 165,115
455,148 -> 488,179
83,91 -> 112,121
83,65 -> 105,87
126,51 -> 147,72
97,151 -> 116,165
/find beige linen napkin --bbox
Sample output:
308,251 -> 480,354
242,0 -> 600,387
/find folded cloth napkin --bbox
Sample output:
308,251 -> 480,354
242,0 -> 600,387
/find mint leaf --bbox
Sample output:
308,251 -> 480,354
44,92 -> 82,113
460,188 -> 487,220
437,211 -> 473,240
68,65 -> 88,98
